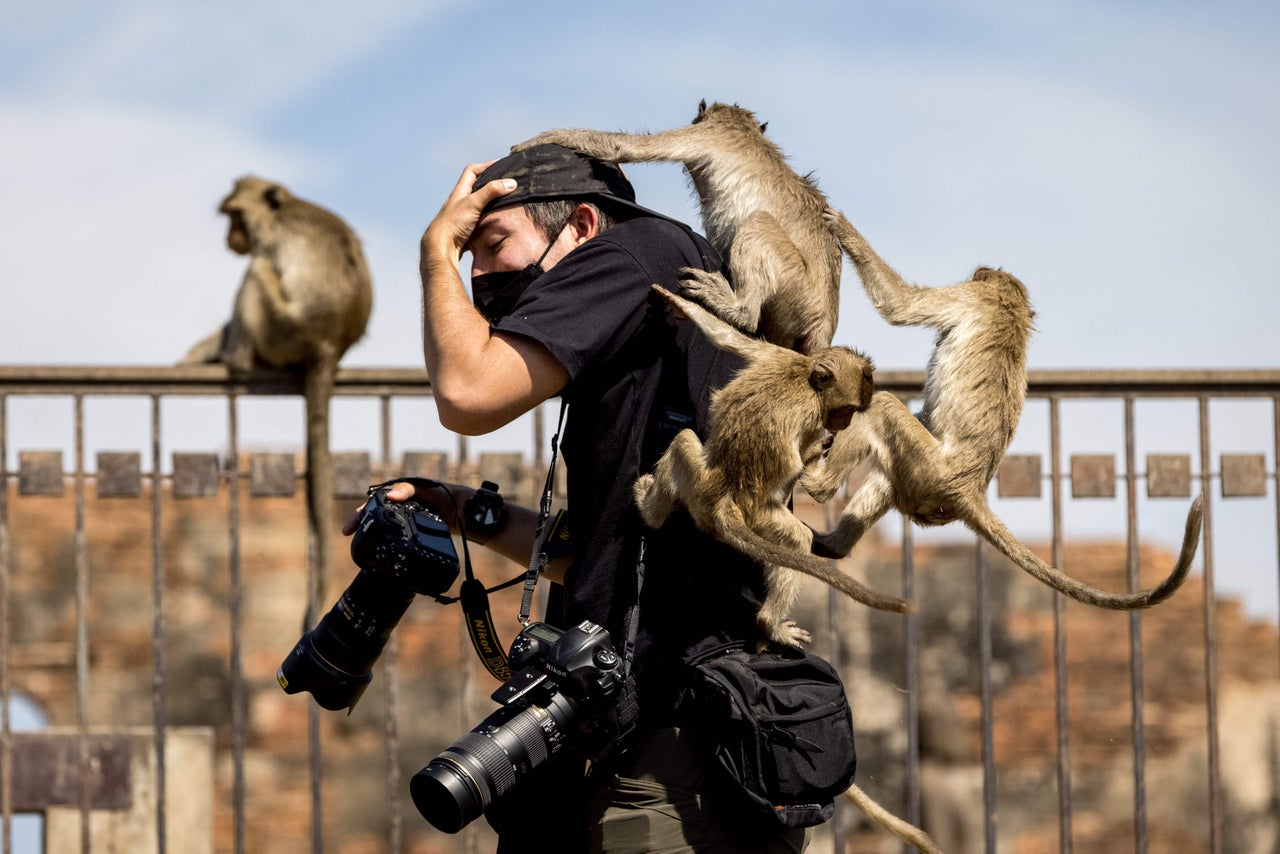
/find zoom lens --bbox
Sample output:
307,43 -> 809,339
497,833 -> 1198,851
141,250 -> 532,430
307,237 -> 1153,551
410,692 -> 577,832
277,569 -> 415,711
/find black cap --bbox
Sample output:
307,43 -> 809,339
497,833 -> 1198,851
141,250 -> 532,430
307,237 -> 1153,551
473,143 -> 667,221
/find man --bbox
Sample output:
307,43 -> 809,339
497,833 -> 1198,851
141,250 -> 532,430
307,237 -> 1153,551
371,145 -> 807,852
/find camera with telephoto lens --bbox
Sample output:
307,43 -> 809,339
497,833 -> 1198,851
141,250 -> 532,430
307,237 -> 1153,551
276,485 -> 461,712
410,619 -> 634,833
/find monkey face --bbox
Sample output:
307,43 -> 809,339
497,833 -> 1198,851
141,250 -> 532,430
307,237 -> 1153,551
224,211 -> 251,255
218,176 -> 291,256
811,347 -> 875,434
825,405 -> 857,433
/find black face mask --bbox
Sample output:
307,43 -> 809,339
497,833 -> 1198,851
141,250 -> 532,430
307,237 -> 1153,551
470,225 -> 564,325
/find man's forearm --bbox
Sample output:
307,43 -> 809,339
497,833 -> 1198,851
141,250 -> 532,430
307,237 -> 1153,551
420,245 -> 493,399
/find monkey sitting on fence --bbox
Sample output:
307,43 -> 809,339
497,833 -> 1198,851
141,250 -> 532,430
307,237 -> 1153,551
634,285 -> 910,647
801,208 -> 1203,610
181,176 -> 373,623
514,100 -> 841,354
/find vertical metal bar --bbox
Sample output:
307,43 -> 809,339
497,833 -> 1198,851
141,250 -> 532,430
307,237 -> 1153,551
977,540 -> 996,854
380,394 -> 403,854
533,401 -> 546,473
306,430 -> 324,854
902,518 -> 921,845
1124,398 -> 1148,852
74,394 -> 90,854
380,396 -> 394,484
1273,396 -> 1279,674
228,395 -> 247,854
151,395 -> 168,854
1198,397 -> 1222,853
0,394 -> 10,854
1049,397 -> 1072,852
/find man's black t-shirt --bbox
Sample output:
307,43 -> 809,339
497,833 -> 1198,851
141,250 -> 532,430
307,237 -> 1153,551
493,215 -> 768,725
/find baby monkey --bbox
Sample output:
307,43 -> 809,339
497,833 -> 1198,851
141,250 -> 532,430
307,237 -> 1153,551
635,286 -> 910,648
803,209 -> 1203,610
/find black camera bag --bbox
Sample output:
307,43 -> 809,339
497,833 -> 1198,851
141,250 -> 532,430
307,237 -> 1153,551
682,641 -> 857,830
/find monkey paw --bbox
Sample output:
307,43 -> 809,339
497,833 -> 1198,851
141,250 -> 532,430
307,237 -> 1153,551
677,268 -> 749,328
633,473 -> 654,502
633,473 -> 672,528
810,531 -> 848,559
774,620 -> 813,648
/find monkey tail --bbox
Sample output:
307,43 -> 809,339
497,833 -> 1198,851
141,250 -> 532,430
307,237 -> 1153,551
302,353 -> 339,630
710,499 -> 914,613
961,493 -> 1204,610
844,784 -> 942,854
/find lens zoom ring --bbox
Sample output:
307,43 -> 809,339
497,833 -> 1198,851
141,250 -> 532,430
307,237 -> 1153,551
446,733 -> 517,799
500,708 -> 551,768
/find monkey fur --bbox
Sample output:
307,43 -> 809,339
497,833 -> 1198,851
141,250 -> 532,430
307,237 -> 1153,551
515,100 -> 841,354
182,176 -> 373,624
844,784 -> 942,854
634,285 -> 911,647
803,209 -> 1203,611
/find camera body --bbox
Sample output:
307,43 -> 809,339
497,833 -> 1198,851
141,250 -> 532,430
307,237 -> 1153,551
497,620 -> 627,752
277,487 -> 461,712
350,488 -> 461,594
411,620 -> 635,833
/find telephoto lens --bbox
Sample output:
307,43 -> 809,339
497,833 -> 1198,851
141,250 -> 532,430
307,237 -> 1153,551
410,621 -> 627,833
410,687 -> 578,832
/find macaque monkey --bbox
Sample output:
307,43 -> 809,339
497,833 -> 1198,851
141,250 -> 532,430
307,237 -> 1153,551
803,209 -> 1203,610
182,176 -> 373,622
634,285 -> 910,647
515,100 -> 841,353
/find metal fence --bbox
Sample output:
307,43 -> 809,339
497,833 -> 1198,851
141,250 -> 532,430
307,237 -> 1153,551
0,365 -> 1277,853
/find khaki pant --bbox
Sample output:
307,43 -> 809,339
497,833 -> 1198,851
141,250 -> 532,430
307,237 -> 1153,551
586,727 -> 810,854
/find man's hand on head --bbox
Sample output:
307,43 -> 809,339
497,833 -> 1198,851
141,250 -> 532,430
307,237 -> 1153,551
422,161 -> 517,264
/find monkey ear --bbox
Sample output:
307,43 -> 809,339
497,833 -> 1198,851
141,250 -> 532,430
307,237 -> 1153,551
263,186 -> 283,210
759,121 -> 768,134
809,362 -> 836,391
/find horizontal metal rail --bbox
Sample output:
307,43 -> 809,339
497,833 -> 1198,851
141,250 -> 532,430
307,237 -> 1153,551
0,364 -> 1276,854
1,365 -> 1278,397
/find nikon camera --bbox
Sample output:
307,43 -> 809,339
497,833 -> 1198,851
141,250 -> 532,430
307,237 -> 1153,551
277,486 -> 461,711
410,620 -> 634,833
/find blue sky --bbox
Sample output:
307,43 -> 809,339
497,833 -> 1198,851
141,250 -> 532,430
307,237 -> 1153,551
4,1 -> 1277,372
1,1 -> 1278,616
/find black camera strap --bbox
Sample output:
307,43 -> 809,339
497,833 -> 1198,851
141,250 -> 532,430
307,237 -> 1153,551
611,535 -> 644,747
519,399 -> 568,626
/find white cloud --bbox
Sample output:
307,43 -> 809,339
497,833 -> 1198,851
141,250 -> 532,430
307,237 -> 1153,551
0,102 -> 320,364
14,2 -> 456,118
